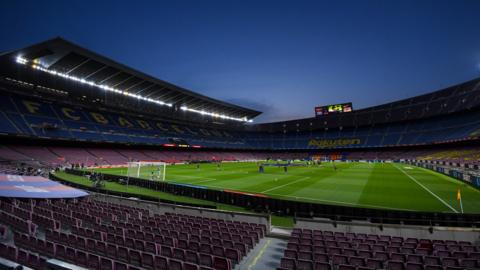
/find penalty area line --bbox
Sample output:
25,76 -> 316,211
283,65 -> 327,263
394,164 -> 458,213
260,177 -> 310,193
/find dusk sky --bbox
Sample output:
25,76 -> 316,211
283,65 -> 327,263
1,0 -> 480,123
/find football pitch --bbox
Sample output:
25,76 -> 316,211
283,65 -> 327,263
94,162 -> 480,214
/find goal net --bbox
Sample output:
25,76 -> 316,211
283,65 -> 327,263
127,161 -> 166,181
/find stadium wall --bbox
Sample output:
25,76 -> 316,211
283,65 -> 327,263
295,218 -> 480,243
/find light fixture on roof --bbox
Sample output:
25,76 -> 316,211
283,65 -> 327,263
179,105 -> 252,122
16,56 -> 252,122
16,56 -> 28,65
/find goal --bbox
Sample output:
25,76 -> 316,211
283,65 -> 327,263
127,161 -> 166,181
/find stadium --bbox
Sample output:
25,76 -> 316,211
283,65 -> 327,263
0,34 -> 480,270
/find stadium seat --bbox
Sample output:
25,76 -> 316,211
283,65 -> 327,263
154,255 -> 168,270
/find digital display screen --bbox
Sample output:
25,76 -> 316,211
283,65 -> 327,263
315,103 -> 353,116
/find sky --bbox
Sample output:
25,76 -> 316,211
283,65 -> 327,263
1,0 -> 480,123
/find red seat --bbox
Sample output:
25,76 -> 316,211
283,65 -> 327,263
168,258 -> 183,270
114,261 -> 128,270
100,257 -> 114,270
213,256 -> 231,270
142,252 -> 154,269
76,250 -> 88,267
314,261 -> 331,270
173,248 -> 185,261
88,254 -> 100,269
55,243 -> 67,260
161,245 -> 172,257
129,249 -> 141,266
199,253 -> 213,267
280,257 -> 296,269
185,250 -> 199,264
184,262 -> 200,270
297,259 -> 314,270
225,248 -> 240,264
66,247 -> 76,263
154,255 -> 168,270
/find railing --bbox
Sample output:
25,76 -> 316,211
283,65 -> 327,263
59,169 -> 480,228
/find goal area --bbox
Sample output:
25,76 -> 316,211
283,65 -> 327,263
127,161 -> 166,181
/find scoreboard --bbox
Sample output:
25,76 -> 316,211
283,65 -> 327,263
315,102 -> 353,116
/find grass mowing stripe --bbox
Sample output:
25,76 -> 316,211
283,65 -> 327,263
394,164 -> 458,213
93,162 -> 480,213
167,174 -> 217,181
260,177 -> 310,193
266,192 -> 414,211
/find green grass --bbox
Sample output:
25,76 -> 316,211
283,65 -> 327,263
93,162 -> 480,214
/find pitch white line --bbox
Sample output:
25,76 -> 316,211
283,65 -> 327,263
167,174 -> 217,181
260,177 -> 310,193
394,164 -> 458,213
190,178 -> 220,184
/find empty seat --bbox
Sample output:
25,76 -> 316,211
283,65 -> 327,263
100,257 -> 114,270
76,250 -> 88,267
27,252 -> 41,269
451,251 -> 467,259
337,265 -> 356,270
298,251 -> 313,260
391,253 -> 406,262
280,258 -> 296,269
88,254 -> 100,269
441,257 -> 458,267
343,248 -> 356,257
357,250 -> 372,259
118,246 -> 129,262
424,266 -> 442,270
142,252 -> 154,269
424,256 -> 441,265
460,258 -> 478,269
407,254 -> 423,264
297,259 -> 314,270
168,258 -> 183,270
56,244 -> 67,260
66,247 -> 76,262
145,242 -> 157,254
405,262 -> 423,270
173,248 -> 185,260
199,253 -> 213,267
332,255 -> 348,265
387,261 -> 405,270
314,252 -> 328,262
114,261 -> 128,270
154,255 -> 168,270
17,249 -> 28,265
314,261 -> 331,270
366,258 -> 383,269
129,250 -> 142,266
161,245 -> 172,257
349,256 -> 365,267
213,256 -> 231,270
184,262 -> 199,270
105,243 -> 115,257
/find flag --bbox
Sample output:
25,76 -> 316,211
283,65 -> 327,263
457,189 -> 461,201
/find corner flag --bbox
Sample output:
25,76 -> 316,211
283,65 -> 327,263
457,188 -> 463,213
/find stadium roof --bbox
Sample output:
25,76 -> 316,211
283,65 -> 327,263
0,37 -> 261,122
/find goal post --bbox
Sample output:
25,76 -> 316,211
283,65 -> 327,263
126,161 -> 166,181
